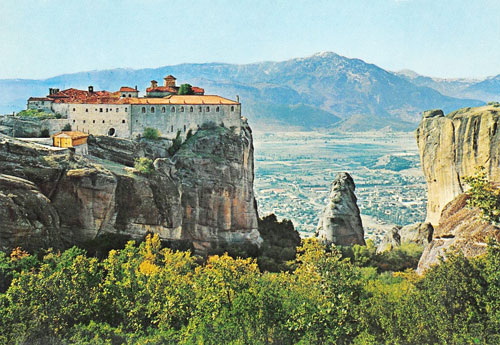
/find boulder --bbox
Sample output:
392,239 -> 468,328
376,222 -> 433,253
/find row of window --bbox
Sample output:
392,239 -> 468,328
72,119 -> 126,124
72,107 -> 128,113
140,105 -> 235,114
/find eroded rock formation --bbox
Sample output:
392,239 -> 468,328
315,172 -> 365,246
416,105 -> 500,225
417,194 -> 500,273
376,222 -> 433,253
0,122 -> 261,253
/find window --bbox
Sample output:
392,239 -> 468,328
216,106 -> 220,112
86,109 -> 88,112
180,107 -> 184,112
151,107 -> 155,113
231,106 -> 234,111
73,120 -> 75,123
142,107 -> 146,113
184,125 -> 186,132
128,94 -> 131,97
100,108 -> 103,112
125,108 -> 128,112
83,120 -> 86,124
199,106 -> 202,112
93,120 -> 95,123
162,107 -> 166,113
171,106 -> 175,112
171,125 -> 173,132
73,108 -> 76,112
116,108 -> 119,112
190,106 -> 193,112
106,108 -> 108,112
102,120 -> 105,123
206,106 -> 210,112
122,119 -> 126,123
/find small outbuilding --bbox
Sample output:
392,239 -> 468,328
52,131 -> 89,155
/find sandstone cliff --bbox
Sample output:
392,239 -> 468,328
315,172 -> 365,246
416,105 -> 500,225
0,122 -> 261,253
376,222 -> 433,253
417,194 -> 500,273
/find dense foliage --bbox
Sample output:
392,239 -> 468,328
62,123 -> 72,131
143,127 -> 160,140
134,157 -> 155,175
464,167 -> 500,222
178,84 -> 194,95
17,109 -> 62,119
0,235 -> 499,344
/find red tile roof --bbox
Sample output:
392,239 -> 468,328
119,87 -> 138,92
145,86 -> 178,93
164,75 -> 176,80
191,87 -> 205,94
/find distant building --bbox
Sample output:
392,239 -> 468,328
26,75 -> 240,139
52,131 -> 89,155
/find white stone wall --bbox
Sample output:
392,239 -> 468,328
130,104 -> 241,139
67,103 -> 131,137
27,100 -> 53,112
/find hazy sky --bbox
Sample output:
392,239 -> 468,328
1,0 -> 500,79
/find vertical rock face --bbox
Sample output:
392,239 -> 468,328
376,222 -> 433,253
416,105 -> 500,225
0,121 -> 261,253
315,172 -> 365,246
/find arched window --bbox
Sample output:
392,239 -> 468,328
116,108 -> 119,112
142,107 -> 146,113
125,108 -> 128,112
190,106 -> 193,112
93,120 -> 95,123
171,125 -> 173,132
85,109 -> 88,112
122,119 -> 126,123
180,107 -> 184,112
102,120 -> 105,123
83,120 -> 86,124
199,106 -> 202,112
151,107 -> 155,113
184,125 -> 186,132
162,107 -> 166,113
73,120 -> 75,123
216,106 -> 220,112
73,108 -> 76,112
171,106 -> 175,112
231,106 -> 234,111
206,106 -> 210,112
128,94 -> 131,97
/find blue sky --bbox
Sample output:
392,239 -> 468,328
1,0 -> 499,79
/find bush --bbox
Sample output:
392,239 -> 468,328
464,166 -> 500,222
17,109 -> 56,119
168,131 -> 183,156
62,123 -> 72,131
40,129 -> 50,138
143,127 -> 160,140
134,157 -> 154,175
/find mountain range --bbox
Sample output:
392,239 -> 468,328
2,52 -> 499,131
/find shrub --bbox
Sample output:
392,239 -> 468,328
62,123 -> 72,131
143,127 -> 160,140
134,157 -> 154,175
464,166 -> 500,222
168,131 -> 183,156
17,109 -> 55,118
40,129 -> 50,138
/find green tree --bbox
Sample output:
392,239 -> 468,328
62,123 -> 72,131
168,131 -> 183,156
178,84 -> 194,95
464,166 -> 500,222
143,127 -> 160,140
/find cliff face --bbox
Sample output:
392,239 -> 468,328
0,122 -> 260,253
416,106 -> 500,225
315,172 -> 365,246
417,194 -> 500,273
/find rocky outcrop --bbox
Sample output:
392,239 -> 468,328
0,116 -> 68,137
0,121 -> 261,253
417,194 -> 500,273
416,105 -> 500,225
315,172 -> 365,246
377,222 -> 433,253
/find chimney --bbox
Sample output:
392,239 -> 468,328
236,95 -> 240,103
88,86 -> 94,93
135,85 -> 138,91
151,80 -> 158,88
49,88 -> 54,95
